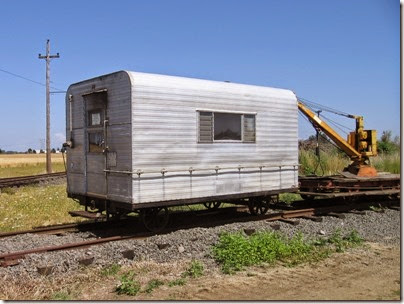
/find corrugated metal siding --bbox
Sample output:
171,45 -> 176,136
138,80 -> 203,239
66,71 -> 132,202
129,71 -> 298,204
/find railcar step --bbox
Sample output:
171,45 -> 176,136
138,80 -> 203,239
69,210 -> 106,219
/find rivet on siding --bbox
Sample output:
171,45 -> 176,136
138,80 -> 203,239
215,166 -> 220,174
238,165 -> 243,172
189,167 -> 194,175
136,169 -> 143,177
161,168 -> 167,176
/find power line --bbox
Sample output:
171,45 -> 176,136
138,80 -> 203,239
298,96 -> 355,118
0,67 -> 64,91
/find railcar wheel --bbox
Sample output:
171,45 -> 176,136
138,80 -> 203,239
203,202 -> 221,210
248,198 -> 269,215
141,207 -> 170,232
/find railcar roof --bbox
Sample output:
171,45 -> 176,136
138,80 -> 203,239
68,70 -> 296,101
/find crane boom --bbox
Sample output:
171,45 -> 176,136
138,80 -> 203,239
297,100 -> 378,177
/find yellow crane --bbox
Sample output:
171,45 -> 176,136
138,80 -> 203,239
297,100 -> 378,177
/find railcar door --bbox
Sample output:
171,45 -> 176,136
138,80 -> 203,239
83,90 -> 108,198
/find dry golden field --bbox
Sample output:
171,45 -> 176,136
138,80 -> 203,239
0,153 -> 64,167
0,154 -> 65,177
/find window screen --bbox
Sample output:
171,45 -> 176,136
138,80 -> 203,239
214,113 -> 242,141
88,132 -> 104,153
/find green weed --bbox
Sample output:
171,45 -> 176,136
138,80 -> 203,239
144,279 -> 164,293
369,205 -> 383,212
182,260 -> 204,278
279,193 -> 301,204
100,264 -> 121,277
317,229 -> 363,253
168,278 -> 186,287
115,271 -> 141,296
212,229 -> 364,274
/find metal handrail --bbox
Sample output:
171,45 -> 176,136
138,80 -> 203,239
104,163 -> 300,177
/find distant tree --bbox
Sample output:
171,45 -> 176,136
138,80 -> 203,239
32,150 -> 37,154
378,130 -> 399,154
393,135 -> 400,146
27,148 -> 33,154
51,148 -> 56,153
381,130 -> 392,143
0,148 -> 3,154
40,149 -> 45,154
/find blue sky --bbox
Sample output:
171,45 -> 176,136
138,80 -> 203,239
0,0 -> 399,151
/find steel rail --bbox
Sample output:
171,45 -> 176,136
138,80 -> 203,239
0,199 -> 399,267
0,220 -> 102,239
0,172 -> 66,188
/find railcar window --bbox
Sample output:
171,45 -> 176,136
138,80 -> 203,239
88,132 -> 104,153
214,113 -> 242,141
88,110 -> 103,127
198,111 -> 256,143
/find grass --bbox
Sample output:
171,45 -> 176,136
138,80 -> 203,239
299,150 -> 349,176
0,154 -> 65,178
0,183 -> 84,232
299,149 -> 400,176
372,152 -> 400,174
212,229 -> 364,274
50,291 -> 72,300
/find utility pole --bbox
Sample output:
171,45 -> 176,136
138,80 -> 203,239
39,39 -> 59,173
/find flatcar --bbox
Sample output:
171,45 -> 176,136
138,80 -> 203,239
64,71 -> 299,229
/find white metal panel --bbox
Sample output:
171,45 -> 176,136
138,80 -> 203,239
128,71 -> 298,204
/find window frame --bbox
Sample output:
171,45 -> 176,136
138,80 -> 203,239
197,109 -> 257,144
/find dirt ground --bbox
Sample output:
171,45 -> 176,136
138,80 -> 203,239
80,242 -> 400,301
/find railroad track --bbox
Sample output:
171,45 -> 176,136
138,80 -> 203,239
0,172 -> 66,189
0,197 -> 399,267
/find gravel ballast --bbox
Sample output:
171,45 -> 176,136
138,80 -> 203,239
0,208 -> 400,279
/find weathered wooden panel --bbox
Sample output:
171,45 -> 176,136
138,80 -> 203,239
66,71 -> 132,202
87,173 -> 106,195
